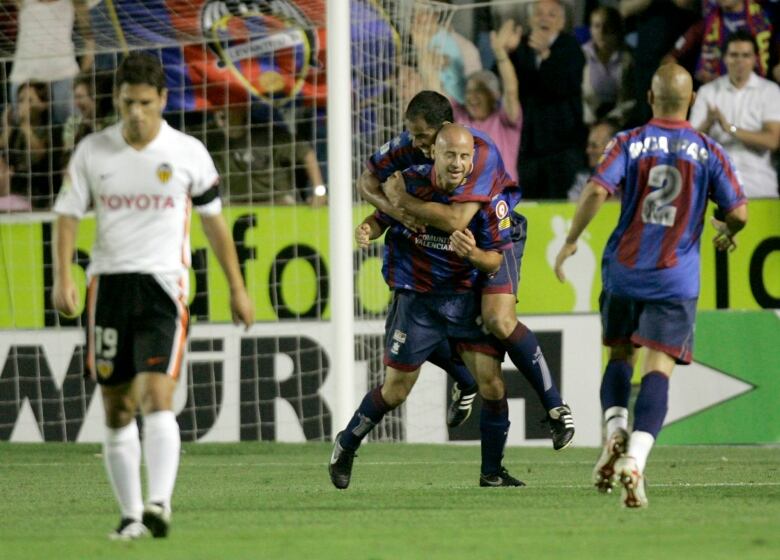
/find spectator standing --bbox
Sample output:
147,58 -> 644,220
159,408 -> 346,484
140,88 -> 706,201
581,6 -> 636,126
451,20 -> 523,181
508,0 -> 586,199
206,104 -> 326,206
664,0 -> 773,84
622,0 -> 699,124
690,30 -> 780,197
62,73 -> 116,159
411,7 -> 482,105
9,0 -> 95,124
1,81 -> 61,209
567,119 -> 620,201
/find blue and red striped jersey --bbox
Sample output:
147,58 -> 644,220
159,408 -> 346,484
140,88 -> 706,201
375,164 -> 516,293
366,127 -> 514,202
592,118 -> 747,300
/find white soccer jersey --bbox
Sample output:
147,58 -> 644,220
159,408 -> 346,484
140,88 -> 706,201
54,121 -> 221,299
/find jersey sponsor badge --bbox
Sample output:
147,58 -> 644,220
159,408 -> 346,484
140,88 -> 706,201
157,163 -> 173,184
499,217 -> 511,230
392,329 -> 407,343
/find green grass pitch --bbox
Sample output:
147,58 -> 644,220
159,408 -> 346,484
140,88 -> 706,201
1,442 -> 778,559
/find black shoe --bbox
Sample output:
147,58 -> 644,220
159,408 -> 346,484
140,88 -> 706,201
545,403 -> 575,451
142,502 -> 170,538
447,383 -> 478,428
328,431 -> 356,489
479,467 -> 526,487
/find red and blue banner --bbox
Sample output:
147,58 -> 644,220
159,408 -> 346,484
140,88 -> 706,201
91,0 -> 398,111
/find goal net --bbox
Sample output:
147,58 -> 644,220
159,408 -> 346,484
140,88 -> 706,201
0,0 -> 539,444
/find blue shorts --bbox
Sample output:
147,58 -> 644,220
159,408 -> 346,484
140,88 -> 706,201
481,212 -> 526,296
600,291 -> 697,364
383,290 -> 501,372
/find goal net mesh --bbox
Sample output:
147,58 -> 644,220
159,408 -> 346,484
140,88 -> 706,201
0,0 -> 533,443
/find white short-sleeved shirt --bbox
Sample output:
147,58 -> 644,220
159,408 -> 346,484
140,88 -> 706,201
54,121 -> 221,299
10,0 -> 80,84
689,73 -> 780,198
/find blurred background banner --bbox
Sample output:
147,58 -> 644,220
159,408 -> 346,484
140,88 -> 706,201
83,0 -> 398,109
1,200 -> 777,329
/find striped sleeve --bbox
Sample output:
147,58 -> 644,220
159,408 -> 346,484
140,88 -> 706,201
591,134 -> 627,194
365,131 -> 426,182
707,140 -> 747,213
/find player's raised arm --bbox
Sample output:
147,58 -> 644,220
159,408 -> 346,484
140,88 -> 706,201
200,213 -> 254,329
51,214 -> 81,317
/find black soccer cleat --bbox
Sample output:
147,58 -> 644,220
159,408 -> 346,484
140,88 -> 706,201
447,383 -> 478,428
142,502 -> 170,538
328,431 -> 356,490
479,467 -> 526,487
545,403 -> 575,451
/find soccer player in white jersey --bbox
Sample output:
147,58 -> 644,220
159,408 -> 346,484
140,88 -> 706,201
51,52 -> 254,540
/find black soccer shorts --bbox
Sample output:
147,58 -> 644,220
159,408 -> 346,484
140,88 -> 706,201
85,273 -> 189,385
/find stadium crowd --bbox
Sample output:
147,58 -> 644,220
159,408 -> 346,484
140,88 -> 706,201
1,0 -> 778,211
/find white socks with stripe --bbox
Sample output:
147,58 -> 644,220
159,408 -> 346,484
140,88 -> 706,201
604,406 -> 629,441
104,421 -> 144,521
143,410 -> 181,511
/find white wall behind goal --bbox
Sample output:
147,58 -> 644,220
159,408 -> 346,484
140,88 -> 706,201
0,315 -> 604,446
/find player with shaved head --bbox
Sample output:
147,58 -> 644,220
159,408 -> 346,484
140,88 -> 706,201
555,64 -> 747,508
330,124 -> 525,489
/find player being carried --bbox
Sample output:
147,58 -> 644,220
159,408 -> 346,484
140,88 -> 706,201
330,124 -> 523,489
359,90 -> 574,449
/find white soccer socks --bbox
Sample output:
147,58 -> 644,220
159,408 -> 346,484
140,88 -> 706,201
627,430 -> 655,473
104,421 -> 144,521
142,410 -> 181,511
604,406 -> 629,441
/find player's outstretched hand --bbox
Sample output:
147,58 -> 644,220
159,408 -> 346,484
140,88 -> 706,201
355,222 -> 372,248
450,229 -> 476,258
230,287 -> 255,331
383,171 -> 406,207
52,276 -> 80,318
554,242 -> 578,282
711,217 -> 737,252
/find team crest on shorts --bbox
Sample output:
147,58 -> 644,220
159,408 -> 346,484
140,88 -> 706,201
156,163 -> 173,184
96,359 -> 114,379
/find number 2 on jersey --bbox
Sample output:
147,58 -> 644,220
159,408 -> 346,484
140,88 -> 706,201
641,164 -> 682,227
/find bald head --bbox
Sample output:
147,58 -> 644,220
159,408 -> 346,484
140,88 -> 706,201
649,63 -> 694,118
436,123 -> 474,151
432,124 -> 474,192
